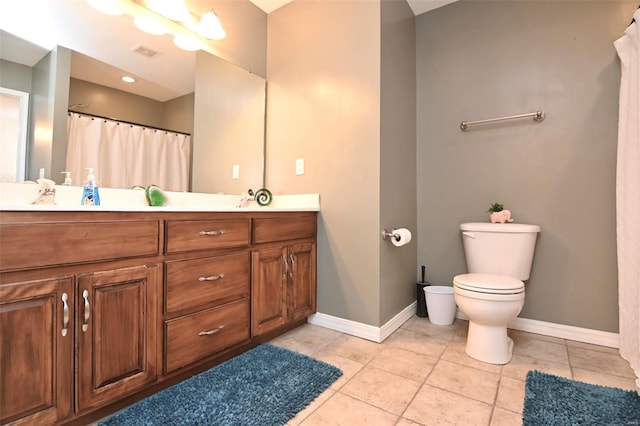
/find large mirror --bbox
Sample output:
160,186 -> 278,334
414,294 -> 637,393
0,0 -> 266,195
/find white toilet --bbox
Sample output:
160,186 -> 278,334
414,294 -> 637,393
453,222 -> 540,364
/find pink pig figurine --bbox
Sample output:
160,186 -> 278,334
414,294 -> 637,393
490,210 -> 514,223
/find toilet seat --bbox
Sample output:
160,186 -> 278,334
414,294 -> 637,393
454,273 -> 524,295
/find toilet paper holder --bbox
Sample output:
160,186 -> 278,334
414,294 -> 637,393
381,229 -> 401,242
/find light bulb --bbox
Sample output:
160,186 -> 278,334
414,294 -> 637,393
173,35 -> 202,51
87,0 -> 124,15
198,11 -> 226,40
134,15 -> 168,35
147,0 -> 190,22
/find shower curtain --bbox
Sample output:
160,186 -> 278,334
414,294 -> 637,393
66,113 -> 191,192
614,8 -> 640,388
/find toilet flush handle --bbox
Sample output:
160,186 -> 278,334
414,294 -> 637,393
462,232 -> 476,239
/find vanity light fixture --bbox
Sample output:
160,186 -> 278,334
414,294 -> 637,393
87,0 -> 125,15
87,0 -> 226,53
121,76 -> 136,83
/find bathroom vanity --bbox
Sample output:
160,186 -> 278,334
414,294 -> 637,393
0,203 -> 317,425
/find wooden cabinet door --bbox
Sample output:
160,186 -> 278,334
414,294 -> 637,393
251,247 -> 287,336
76,265 -> 157,412
287,243 -> 317,322
0,277 -> 74,426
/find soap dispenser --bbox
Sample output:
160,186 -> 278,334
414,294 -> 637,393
81,167 -> 101,206
60,171 -> 72,186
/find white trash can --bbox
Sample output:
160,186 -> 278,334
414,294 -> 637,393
424,286 -> 456,325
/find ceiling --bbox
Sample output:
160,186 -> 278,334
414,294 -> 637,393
0,0 -> 456,102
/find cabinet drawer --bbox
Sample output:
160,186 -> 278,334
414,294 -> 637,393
165,252 -> 250,313
252,216 -> 316,244
0,221 -> 159,271
165,220 -> 251,253
164,299 -> 250,373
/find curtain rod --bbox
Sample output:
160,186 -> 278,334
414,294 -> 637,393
67,110 -> 191,136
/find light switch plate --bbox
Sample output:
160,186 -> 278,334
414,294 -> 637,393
295,158 -> 304,175
232,164 -> 240,179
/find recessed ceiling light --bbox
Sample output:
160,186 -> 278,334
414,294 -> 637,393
122,76 -> 136,83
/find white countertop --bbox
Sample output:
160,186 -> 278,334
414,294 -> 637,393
0,183 -> 320,212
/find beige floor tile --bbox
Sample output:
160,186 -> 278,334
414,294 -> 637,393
572,367 -> 640,391
565,339 -> 620,354
501,354 -> 572,382
287,388 -> 335,426
311,351 -> 365,391
490,407 -> 522,426
396,418 -> 423,426
441,346 -> 503,375
401,316 -> 461,340
403,384 -> 492,426
511,337 -> 569,365
426,359 -> 500,404
386,328 -> 449,358
300,393 -> 398,426
368,346 -> 438,382
270,323 -> 343,356
339,365 -> 421,415
320,334 -> 384,364
568,346 -> 636,378
495,376 -> 525,414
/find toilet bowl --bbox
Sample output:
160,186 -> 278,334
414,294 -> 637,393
453,273 -> 525,364
454,222 -> 540,365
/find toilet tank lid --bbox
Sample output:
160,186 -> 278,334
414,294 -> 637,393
460,222 -> 541,233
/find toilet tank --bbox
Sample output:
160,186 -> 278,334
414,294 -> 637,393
460,222 -> 541,280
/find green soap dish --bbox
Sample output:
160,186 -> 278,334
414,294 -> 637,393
145,185 -> 167,207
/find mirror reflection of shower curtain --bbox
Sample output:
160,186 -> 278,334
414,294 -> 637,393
66,113 -> 190,192
614,7 -> 640,388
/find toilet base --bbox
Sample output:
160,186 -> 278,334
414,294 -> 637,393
464,322 -> 514,365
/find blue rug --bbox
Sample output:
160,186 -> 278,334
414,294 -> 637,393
99,344 -> 342,426
523,370 -> 640,425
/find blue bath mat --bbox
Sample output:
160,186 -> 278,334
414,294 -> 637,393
99,344 -> 342,426
523,370 -> 640,425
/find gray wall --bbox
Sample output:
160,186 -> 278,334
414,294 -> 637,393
267,0 -> 383,326
380,0 -> 418,323
267,0 -> 417,327
0,59 -> 32,92
416,1 -> 635,333
29,46 -> 70,181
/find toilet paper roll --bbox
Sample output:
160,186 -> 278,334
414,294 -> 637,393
391,228 -> 412,247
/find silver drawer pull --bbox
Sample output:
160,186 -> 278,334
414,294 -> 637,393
198,325 -> 225,336
198,274 -> 225,282
82,289 -> 90,333
61,293 -> 69,337
199,230 -> 225,236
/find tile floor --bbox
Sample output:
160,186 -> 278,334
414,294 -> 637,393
269,317 -> 639,426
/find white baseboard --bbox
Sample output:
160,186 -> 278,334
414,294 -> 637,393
507,316 -> 619,348
309,304 -> 620,348
307,301 -> 417,343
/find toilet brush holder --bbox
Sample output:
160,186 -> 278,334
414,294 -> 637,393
416,282 -> 430,317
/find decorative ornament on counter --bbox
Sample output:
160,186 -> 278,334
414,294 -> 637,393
255,188 -> 273,206
487,202 -> 514,223
145,185 -> 168,207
